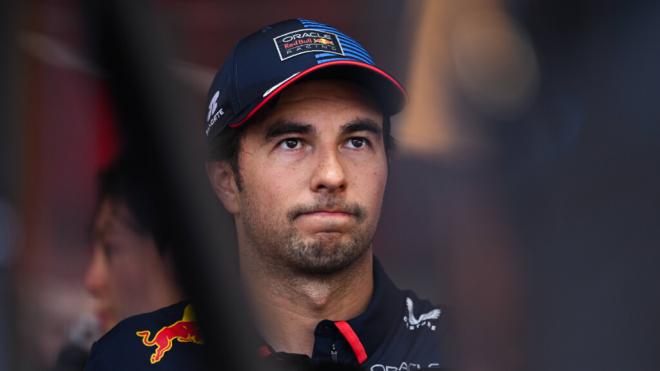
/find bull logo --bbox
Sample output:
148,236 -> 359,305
136,304 -> 203,364
314,38 -> 334,46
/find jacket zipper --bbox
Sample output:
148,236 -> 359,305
330,343 -> 338,363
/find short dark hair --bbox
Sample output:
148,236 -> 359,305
207,93 -> 395,190
95,155 -> 175,254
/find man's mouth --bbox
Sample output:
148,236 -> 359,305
93,305 -> 116,331
299,209 -> 353,217
297,210 -> 355,226
289,202 -> 365,221
294,210 -> 356,234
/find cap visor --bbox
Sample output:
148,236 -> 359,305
228,60 -> 406,128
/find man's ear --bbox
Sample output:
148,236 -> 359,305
206,161 -> 240,214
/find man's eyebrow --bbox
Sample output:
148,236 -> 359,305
264,120 -> 314,140
341,118 -> 383,136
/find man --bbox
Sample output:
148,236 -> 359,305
85,155 -> 184,333
83,157 -> 204,371
204,19 -> 448,369
85,19 -> 448,371
54,156 -> 194,371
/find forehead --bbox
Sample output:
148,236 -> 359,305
279,78 -> 379,106
254,79 -> 383,129
93,198 -> 136,235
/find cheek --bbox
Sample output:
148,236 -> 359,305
107,259 -> 143,297
105,249 -> 153,306
350,159 -> 388,202
348,166 -> 387,227
241,158 -> 308,213
367,169 -> 388,211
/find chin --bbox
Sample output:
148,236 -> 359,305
98,313 -> 117,333
285,236 -> 370,276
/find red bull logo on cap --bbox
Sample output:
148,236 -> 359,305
273,28 -> 344,61
135,304 -> 203,364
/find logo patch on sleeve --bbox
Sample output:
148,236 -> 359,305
273,28 -> 344,61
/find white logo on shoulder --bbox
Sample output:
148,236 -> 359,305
403,297 -> 441,331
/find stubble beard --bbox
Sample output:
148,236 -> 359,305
240,194 -> 376,276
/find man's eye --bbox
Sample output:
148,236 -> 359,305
279,138 -> 302,150
346,137 -> 368,149
101,243 -> 116,260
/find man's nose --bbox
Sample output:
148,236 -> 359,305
84,247 -> 107,297
310,146 -> 347,193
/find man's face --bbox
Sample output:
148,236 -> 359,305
220,79 -> 387,275
84,199 -> 176,332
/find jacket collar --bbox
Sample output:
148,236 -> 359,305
339,257 -> 404,358
258,257 -> 405,364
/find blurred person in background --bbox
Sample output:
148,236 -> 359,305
50,154 -> 185,371
85,155 -> 183,333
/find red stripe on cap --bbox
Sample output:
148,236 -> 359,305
228,60 -> 406,129
334,321 -> 368,364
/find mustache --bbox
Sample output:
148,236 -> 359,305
287,199 -> 366,222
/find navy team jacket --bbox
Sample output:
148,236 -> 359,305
84,259 -> 450,370
84,301 -> 206,371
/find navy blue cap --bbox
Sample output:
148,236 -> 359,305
204,18 -> 406,142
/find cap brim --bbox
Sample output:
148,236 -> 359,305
227,60 -> 406,129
